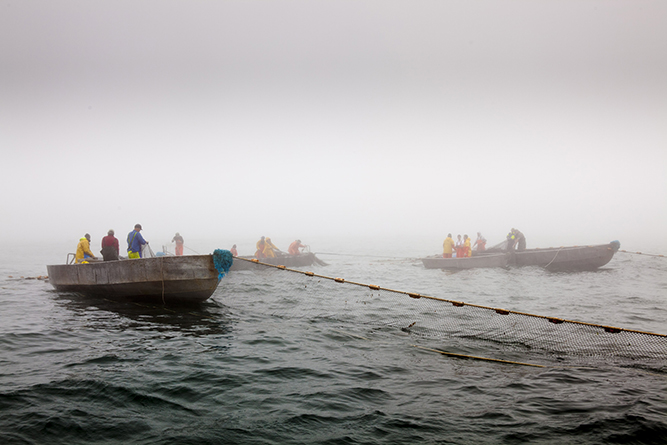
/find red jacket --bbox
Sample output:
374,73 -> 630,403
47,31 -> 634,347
102,235 -> 119,253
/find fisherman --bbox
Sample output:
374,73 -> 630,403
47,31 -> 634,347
463,234 -> 472,257
75,233 -> 97,263
172,232 -> 184,256
514,229 -> 526,251
100,229 -> 119,261
255,236 -> 266,258
506,228 -> 526,252
442,233 -> 455,258
288,239 -> 306,255
455,235 -> 464,258
263,237 -> 281,258
230,244 -> 238,256
127,224 -> 148,259
473,232 -> 486,251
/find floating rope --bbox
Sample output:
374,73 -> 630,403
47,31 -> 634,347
229,256 -> 667,363
618,250 -> 666,258
213,249 -> 234,280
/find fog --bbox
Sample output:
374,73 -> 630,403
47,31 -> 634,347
2,1 -> 666,255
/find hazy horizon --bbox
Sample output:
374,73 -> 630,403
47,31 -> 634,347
2,1 -> 666,254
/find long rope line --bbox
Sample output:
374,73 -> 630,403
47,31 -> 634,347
315,252 -> 418,260
618,250 -> 665,258
232,256 -> 667,339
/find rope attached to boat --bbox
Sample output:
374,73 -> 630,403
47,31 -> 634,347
543,247 -> 564,269
227,256 -> 667,365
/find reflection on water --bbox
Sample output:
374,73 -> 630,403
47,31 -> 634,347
51,291 -> 234,337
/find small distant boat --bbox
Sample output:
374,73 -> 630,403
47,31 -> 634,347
421,253 -> 508,270
47,252 -> 232,304
230,252 -> 326,271
422,241 -> 620,272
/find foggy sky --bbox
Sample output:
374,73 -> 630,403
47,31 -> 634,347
1,1 -> 666,253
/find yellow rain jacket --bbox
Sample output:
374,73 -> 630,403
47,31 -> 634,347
464,237 -> 472,257
75,237 -> 95,263
443,237 -> 455,255
263,238 -> 280,258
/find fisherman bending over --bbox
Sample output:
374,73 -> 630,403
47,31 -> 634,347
288,240 -> 306,255
506,228 -> 526,251
473,232 -> 486,252
263,237 -> 281,258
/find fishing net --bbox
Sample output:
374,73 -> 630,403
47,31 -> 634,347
222,258 -> 667,367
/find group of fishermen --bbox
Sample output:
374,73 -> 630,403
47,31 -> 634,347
75,225 -> 187,263
442,229 -> 526,258
442,232 -> 487,258
254,237 -> 307,259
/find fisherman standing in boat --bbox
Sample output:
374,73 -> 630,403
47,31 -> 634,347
255,236 -> 267,258
172,232 -> 184,256
473,232 -> 486,252
75,233 -> 97,263
100,229 -> 119,261
463,235 -> 472,257
442,233 -> 455,258
288,239 -> 306,255
455,235 -> 464,258
506,228 -> 526,251
230,244 -> 238,256
127,224 -> 148,259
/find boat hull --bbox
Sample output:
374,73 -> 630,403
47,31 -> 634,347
424,243 -> 619,271
231,252 -> 321,271
421,253 -> 508,270
47,255 -> 221,303
510,244 -> 618,271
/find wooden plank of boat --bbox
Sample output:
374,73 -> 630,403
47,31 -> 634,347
421,253 -> 508,270
230,252 -> 324,271
511,243 -> 619,271
47,255 -> 222,304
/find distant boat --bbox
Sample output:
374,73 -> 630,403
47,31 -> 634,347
422,241 -> 620,272
231,252 -> 326,271
47,251 -> 232,304
422,253 -> 508,270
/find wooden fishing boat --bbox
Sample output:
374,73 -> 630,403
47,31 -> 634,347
421,253 -> 509,270
509,242 -> 620,271
231,252 -> 326,271
423,241 -> 620,271
47,252 -> 231,304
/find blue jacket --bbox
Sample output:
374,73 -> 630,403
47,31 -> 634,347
127,230 -> 147,254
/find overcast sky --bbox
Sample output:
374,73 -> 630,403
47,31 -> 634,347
1,0 -> 665,253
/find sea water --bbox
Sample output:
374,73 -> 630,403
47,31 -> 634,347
0,239 -> 666,444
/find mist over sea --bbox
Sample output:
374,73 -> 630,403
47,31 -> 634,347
1,239 -> 666,444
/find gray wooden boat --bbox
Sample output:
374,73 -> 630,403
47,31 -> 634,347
230,252 -> 326,271
421,253 -> 508,270
423,241 -> 620,271
509,242 -> 620,271
47,254 -> 227,304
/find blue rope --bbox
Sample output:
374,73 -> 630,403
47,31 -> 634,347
213,249 -> 234,280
